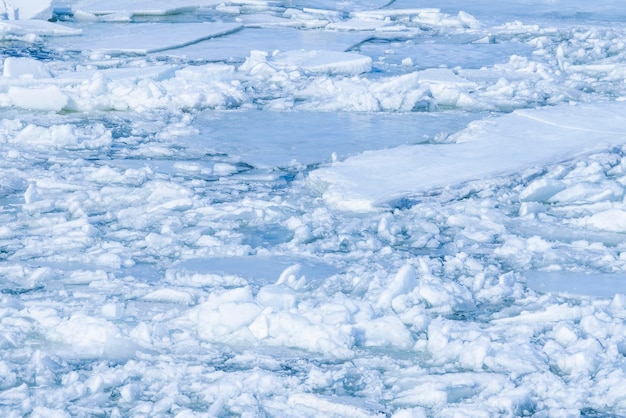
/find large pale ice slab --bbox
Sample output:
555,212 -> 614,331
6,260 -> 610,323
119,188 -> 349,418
526,272 -> 626,298
387,0 -> 626,23
49,22 -> 241,55
290,0 -> 391,12
70,0 -> 221,17
310,101 -> 626,211
192,110 -> 480,168
53,64 -> 178,83
159,27 -> 369,61
171,255 -> 339,287
360,39 -> 534,69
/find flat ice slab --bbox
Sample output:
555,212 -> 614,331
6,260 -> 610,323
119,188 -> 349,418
310,102 -> 626,211
526,272 -> 626,298
71,0 -> 220,17
193,111 -> 479,168
50,22 -> 241,55
163,27 -> 368,61
387,0 -> 626,22
291,0 -> 391,12
172,255 -> 339,287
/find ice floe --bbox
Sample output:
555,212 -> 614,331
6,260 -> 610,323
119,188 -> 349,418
310,101 -> 626,211
50,22 -> 242,56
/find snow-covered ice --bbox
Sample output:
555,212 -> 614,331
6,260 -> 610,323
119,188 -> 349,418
2,0 -> 626,416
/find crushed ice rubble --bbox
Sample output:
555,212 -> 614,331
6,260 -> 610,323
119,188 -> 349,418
2,0 -> 626,417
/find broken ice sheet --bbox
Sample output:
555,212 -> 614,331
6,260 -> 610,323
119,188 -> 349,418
47,22 -> 241,55
159,26 -> 369,62
191,110 -> 480,168
526,271 -> 626,298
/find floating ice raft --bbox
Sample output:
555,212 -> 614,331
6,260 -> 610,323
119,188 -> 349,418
49,22 -> 241,55
526,271 -> 626,298
163,27 -> 368,61
310,101 -> 626,211
70,0 -> 221,19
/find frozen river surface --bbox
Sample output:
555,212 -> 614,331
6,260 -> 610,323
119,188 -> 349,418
2,0 -> 626,416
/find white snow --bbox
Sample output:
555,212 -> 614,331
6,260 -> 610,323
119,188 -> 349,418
2,0 -> 626,416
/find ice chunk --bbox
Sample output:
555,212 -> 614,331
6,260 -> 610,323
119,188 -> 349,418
276,263 -> 306,290
101,302 -> 124,319
8,86 -> 68,112
291,0 -> 389,12
585,209 -> 626,233
377,264 -> 417,309
256,284 -> 298,310
416,68 -> 477,88
350,8 -> 479,29
196,301 -> 260,343
48,314 -> 138,359
248,310 -> 354,358
23,182 -> 40,204
355,315 -> 413,349
175,287 -> 260,344
326,18 -> 389,31
413,69 -> 477,107
270,50 -> 372,75
2,57 -> 50,78
141,288 -> 195,305
519,178 -> 565,202
550,182 -> 624,204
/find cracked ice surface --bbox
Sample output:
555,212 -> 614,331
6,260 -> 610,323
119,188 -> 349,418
2,1 -> 626,417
